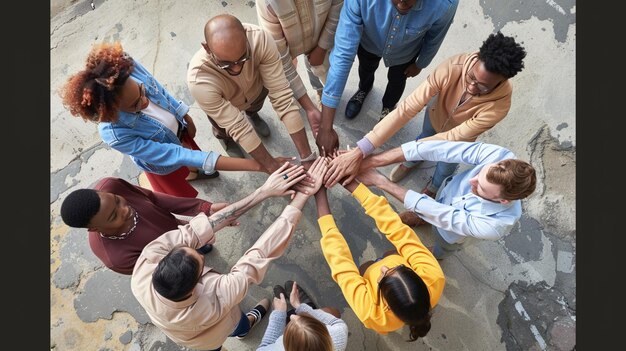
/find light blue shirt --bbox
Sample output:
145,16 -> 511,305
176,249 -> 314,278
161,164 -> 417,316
98,58 -> 220,175
401,140 -> 522,244
322,0 -> 458,108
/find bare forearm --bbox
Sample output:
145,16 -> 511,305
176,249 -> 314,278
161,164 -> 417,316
289,129 -> 313,159
361,147 -> 406,169
342,180 -> 359,193
208,188 -> 268,232
249,144 -> 281,173
314,188 -> 331,217
289,192 -> 310,211
377,179 -> 408,204
215,156 -> 263,172
320,104 -> 336,131
297,94 -> 317,114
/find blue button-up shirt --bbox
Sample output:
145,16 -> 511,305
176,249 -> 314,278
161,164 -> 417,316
323,0 -> 458,108
401,140 -> 522,244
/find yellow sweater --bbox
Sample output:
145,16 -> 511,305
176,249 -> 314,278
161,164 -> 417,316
318,183 -> 445,334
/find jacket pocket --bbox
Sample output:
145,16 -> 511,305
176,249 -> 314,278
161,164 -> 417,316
404,26 -> 428,43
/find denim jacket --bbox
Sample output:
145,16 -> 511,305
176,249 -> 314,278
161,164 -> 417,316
98,58 -> 219,175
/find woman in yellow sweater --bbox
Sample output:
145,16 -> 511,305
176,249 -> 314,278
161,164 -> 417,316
314,167 -> 445,341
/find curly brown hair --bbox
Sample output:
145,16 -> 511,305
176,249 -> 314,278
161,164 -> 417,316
487,159 -> 537,200
60,42 -> 134,123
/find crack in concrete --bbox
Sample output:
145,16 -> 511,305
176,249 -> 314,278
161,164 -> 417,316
527,124 -> 547,196
151,0 -> 163,72
51,26 -> 84,51
50,141 -> 106,177
453,255 -> 506,295
51,13 -> 83,38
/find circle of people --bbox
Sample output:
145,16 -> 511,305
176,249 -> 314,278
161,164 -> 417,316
58,1 -> 537,350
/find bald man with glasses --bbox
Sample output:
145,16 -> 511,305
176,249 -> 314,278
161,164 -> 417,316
187,14 -> 319,179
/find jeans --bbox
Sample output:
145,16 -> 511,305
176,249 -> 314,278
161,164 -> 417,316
356,44 -> 419,109
207,311 -> 250,351
403,102 -> 458,192
430,224 -> 464,260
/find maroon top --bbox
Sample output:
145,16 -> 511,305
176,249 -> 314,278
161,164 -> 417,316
88,177 -> 212,275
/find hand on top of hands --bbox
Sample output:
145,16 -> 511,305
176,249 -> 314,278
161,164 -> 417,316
324,144 -> 363,188
260,162 -> 308,198
303,156 -> 330,195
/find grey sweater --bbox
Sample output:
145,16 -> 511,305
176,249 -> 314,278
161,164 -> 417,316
257,304 -> 349,350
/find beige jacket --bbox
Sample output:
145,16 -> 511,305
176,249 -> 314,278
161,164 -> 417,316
187,23 -> 304,153
364,52 -> 513,147
130,206 -> 302,350
256,0 -> 343,99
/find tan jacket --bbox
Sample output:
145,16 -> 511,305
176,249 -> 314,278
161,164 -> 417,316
256,0 -> 343,99
364,52 -> 512,147
187,23 -> 304,153
130,206 -> 302,350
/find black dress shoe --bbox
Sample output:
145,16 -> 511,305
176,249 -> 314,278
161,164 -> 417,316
344,89 -> 369,119
247,112 -> 271,137
196,244 -> 213,255
284,280 -> 317,309
187,170 -> 220,181
217,138 -> 245,158
273,285 -> 287,299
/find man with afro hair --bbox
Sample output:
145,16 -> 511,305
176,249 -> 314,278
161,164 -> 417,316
323,31 -> 527,203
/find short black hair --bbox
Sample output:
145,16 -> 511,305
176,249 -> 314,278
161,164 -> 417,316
60,188 -> 101,228
478,31 -> 526,79
152,246 -> 201,301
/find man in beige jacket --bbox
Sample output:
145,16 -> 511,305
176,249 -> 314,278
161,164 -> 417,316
131,159 -> 328,351
323,32 -> 527,215
188,14 -> 318,172
256,0 -> 344,133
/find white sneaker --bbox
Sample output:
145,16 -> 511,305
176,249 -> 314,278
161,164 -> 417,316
388,162 -> 421,182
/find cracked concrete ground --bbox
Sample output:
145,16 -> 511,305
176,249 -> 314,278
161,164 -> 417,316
50,0 -> 575,350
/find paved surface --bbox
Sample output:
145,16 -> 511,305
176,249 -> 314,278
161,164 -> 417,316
50,0 -> 576,350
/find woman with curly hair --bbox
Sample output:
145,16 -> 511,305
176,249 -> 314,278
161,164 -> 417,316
61,42 -> 267,197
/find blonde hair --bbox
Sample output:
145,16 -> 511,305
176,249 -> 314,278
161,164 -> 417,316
283,313 -> 333,351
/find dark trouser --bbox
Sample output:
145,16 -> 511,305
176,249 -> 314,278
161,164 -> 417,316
356,44 -> 419,109
207,311 -> 250,351
207,87 -> 269,140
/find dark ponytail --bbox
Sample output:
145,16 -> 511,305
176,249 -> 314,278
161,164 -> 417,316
379,266 -> 432,342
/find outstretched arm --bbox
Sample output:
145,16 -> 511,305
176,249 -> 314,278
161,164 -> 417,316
208,162 -> 307,233
356,167 -> 408,203
359,146 -> 406,170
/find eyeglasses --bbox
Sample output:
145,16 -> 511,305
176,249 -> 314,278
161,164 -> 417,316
209,40 -> 251,71
376,264 -> 405,305
465,66 -> 492,93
